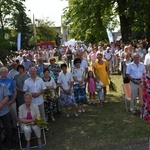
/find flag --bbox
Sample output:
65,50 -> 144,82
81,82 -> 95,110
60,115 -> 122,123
106,29 -> 114,43
17,33 -> 21,50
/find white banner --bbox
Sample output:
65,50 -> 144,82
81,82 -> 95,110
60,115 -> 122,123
17,33 -> 21,50
106,29 -> 114,43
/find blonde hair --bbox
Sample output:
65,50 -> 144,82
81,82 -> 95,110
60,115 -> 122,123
24,92 -> 32,99
0,67 -> 8,72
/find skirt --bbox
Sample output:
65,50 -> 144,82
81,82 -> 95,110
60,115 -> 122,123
74,84 -> 87,104
59,90 -> 76,106
44,97 -> 57,114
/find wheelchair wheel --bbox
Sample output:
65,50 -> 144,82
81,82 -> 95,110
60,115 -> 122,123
1,127 -> 6,142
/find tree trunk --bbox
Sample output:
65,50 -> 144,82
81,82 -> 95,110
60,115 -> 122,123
0,9 -> 5,38
146,9 -> 150,45
117,0 -> 132,44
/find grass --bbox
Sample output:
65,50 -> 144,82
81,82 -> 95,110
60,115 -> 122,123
42,75 -> 150,150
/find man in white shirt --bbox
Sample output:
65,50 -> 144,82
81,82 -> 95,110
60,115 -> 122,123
8,62 -> 19,79
126,53 -> 146,114
23,67 -> 46,121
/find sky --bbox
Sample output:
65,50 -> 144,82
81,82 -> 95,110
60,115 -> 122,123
24,0 -> 68,26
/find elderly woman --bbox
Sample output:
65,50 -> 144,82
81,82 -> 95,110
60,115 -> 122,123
42,68 -> 57,121
48,57 -> 61,95
14,65 -> 30,108
18,92 -> 42,150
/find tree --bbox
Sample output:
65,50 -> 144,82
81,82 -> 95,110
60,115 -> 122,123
64,0 -> 150,44
9,0 -> 32,49
63,0 -> 118,43
34,18 -> 57,43
115,0 -> 133,43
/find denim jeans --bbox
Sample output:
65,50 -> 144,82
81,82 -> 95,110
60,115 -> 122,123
0,112 -> 12,149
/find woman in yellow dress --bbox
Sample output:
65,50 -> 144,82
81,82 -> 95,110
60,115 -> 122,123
93,53 -> 110,101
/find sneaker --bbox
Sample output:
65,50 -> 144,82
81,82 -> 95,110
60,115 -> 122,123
88,101 -> 92,104
25,145 -> 30,150
52,117 -> 55,121
74,113 -> 78,117
78,108 -> 82,113
51,116 -> 55,121
66,114 -> 70,117
44,127 -> 49,131
100,104 -> 103,108
82,108 -> 85,112
38,144 -> 43,150
131,110 -> 136,115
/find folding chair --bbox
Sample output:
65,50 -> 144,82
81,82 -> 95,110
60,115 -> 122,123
121,83 -> 131,112
17,123 -> 46,150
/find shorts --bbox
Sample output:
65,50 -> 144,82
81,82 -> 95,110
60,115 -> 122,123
97,90 -> 103,100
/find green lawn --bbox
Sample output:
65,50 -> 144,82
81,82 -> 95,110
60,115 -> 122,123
43,75 -> 150,150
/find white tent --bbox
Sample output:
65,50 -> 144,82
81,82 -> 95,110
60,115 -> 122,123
64,39 -> 77,47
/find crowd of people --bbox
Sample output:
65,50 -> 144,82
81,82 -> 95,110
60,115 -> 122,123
0,39 -> 150,150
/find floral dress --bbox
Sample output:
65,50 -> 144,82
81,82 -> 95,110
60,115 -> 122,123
57,71 -> 76,106
141,75 -> 150,121
72,67 -> 87,104
43,77 -> 57,115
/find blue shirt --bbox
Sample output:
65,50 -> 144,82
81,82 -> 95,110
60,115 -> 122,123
0,83 -> 11,116
0,78 -> 16,101
48,64 -> 61,83
21,60 -> 31,71
126,62 -> 146,79
36,64 -> 46,77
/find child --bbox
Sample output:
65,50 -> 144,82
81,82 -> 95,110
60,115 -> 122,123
87,70 -> 96,104
57,63 -> 78,117
95,77 -> 104,107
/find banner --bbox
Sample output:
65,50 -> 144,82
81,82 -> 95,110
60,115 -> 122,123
106,29 -> 114,43
17,33 -> 21,50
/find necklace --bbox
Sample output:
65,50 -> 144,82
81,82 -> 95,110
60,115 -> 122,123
98,60 -> 103,65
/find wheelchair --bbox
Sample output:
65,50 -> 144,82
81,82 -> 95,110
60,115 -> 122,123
17,122 -> 46,150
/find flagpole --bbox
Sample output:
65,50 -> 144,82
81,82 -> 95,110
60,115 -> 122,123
33,14 -> 37,47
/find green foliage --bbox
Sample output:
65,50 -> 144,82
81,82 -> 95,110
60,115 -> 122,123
35,18 -> 57,43
64,0 -> 150,44
0,36 -> 13,64
35,117 -> 48,128
63,0 -> 118,43
9,0 -> 32,49
0,0 -> 32,51
109,80 -> 117,92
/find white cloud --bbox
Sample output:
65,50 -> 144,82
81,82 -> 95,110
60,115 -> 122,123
24,0 -> 68,26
